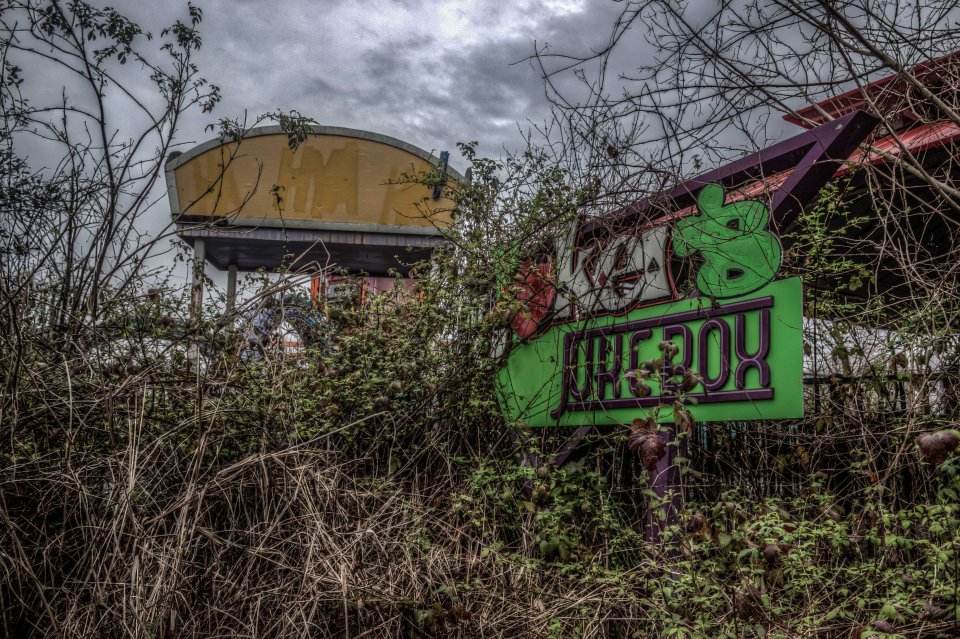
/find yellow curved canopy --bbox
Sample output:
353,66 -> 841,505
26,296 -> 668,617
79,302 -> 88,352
172,132 -> 453,230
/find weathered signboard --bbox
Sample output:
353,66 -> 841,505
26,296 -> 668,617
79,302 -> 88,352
497,184 -> 802,425
499,278 -> 802,425
495,110 -> 879,426
170,128 -> 455,230
167,126 -> 457,276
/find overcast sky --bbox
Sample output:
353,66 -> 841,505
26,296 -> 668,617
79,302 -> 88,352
131,0 -> 632,174
16,0 -> 952,307
9,0 -> 825,290
9,0 -> 639,289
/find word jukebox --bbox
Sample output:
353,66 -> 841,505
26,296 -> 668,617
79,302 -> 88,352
495,182 -> 804,426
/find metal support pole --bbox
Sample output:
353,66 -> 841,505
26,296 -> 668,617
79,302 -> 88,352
188,239 -> 205,366
226,264 -> 238,313
190,238 -> 206,320
646,426 -> 685,544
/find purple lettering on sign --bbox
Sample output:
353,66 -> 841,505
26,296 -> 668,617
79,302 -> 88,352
628,329 -> 653,387
569,337 -> 594,401
662,324 -> 693,393
551,297 -> 774,418
735,309 -> 771,389
698,319 -> 731,392
594,334 -> 623,400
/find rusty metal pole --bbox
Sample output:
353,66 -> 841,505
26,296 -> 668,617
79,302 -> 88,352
226,263 -> 237,313
188,238 -> 205,365
645,427 -> 686,544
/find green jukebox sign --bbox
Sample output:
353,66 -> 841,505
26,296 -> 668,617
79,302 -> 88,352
497,186 -> 802,426
495,110 -> 879,427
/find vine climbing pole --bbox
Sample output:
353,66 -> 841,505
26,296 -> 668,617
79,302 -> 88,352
188,238 -> 205,367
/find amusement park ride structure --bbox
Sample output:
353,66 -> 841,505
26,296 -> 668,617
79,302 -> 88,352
165,126 -> 460,322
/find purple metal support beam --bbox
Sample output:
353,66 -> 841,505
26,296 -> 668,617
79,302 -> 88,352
580,109 -> 880,239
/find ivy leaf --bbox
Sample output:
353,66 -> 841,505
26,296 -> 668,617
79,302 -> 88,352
879,602 -> 897,621
718,532 -> 733,550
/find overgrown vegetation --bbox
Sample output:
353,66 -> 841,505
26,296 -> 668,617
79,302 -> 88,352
2,1 -> 960,637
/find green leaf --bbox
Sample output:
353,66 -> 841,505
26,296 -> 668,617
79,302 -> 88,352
879,602 -> 897,621
737,547 -> 758,562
